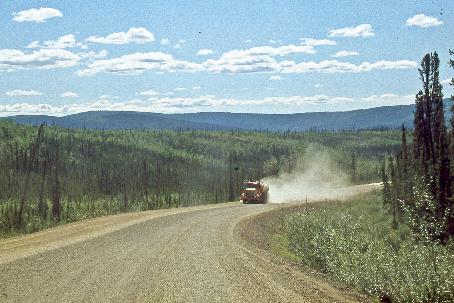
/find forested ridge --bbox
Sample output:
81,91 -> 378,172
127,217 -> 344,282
0,120 -> 400,235
8,103 -> 445,132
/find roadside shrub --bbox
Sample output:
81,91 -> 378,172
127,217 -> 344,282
285,192 -> 454,302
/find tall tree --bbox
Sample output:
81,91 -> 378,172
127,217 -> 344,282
409,52 -> 452,240
381,158 -> 391,206
413,91 -> 425,170
448,49 -> 454,236
17,124 -> 44,228
51,140 -> 61,222
431,53 -> 450,211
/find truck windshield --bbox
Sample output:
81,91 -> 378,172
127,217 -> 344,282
242,182 -> 259,189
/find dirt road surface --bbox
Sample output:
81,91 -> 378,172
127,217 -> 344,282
0,184 -> 379,302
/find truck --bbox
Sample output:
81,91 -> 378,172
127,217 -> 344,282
240,180 -> 269,204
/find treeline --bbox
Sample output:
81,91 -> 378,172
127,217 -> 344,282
383,51 -> 454,243
0,120 -> 400,235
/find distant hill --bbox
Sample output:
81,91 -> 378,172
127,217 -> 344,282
4,100 -> 452,131
5,111 -> 234,131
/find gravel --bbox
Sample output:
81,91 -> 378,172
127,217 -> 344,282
0,184 -> 378,302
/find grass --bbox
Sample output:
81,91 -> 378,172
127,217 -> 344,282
277,192 -> 454,303
269,223 -> 301,263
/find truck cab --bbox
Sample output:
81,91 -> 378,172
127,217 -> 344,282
240,180 -> 269,204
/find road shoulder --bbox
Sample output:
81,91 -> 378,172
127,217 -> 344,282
0,201 -> 240,265
234,203 -> 371,303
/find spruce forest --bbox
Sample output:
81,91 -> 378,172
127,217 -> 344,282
383,51 -> 454,243
0,121 -> 399,236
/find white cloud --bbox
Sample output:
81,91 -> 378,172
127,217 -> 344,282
26,41 -> 41,49
1,93 -> 418,116
61,91 -> 78,98
160,38 -> 170,45
314,84 -> 323,88
76,52 -> 203,76
221,44 -> 315,59
0,95 -> 326,116
192,86 -> 201,90
329,24 -> 375,37
86,27 -> 155,45
138,90 -> 160,96
197,49 -> 214,56
27,34 -> 87,50
6,89 -> 43,97
332,51 -> 359,58
74,46 -> 417,76
362,93 -> 398,101
174,87 -> 187,91
361,93 -> 414,105
300,38 -> 336,46
174,39 -> 186,49
244,40 -> 252,43
406,14 -> 443,28
0,100 -> 142,116
12,7 -> 62,23
269,75 -> 283,80
99,95 -> 119,100
0,48 -> 80,71
0,103 -> 60,116
281,59 -> 417,73
202,44 -> 315,73
204,54 -> 279,73
122,94 -> 355,110
205,55 -> 417,74
441,78 -> 452,85
44,34 -> 79,49
78,50 -> 108,59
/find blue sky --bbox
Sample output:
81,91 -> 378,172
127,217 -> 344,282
0,0 -> 453,115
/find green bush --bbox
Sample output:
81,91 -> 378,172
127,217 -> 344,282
285,192 -> 454,302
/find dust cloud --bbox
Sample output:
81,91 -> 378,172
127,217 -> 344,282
264,146 -> 352,204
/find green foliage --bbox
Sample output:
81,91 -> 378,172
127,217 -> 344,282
385,52 -> 454,242
285,192 -> 454,303
0,120 -> 400,236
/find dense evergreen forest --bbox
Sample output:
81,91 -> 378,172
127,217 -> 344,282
384,51 -> 454,243
0,120 -> 400,235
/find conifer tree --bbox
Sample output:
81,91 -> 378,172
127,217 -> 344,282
381,159 -> 391,205
51,141 -> 61,222
405,52 -> 452,240
413,91 -> 425,170
431,53 -> 450,212
17,124 -> 44,227
448,49 -> 454,237
388,157 -> 398,227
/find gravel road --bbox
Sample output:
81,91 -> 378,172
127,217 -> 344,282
0,184 -> 378,302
